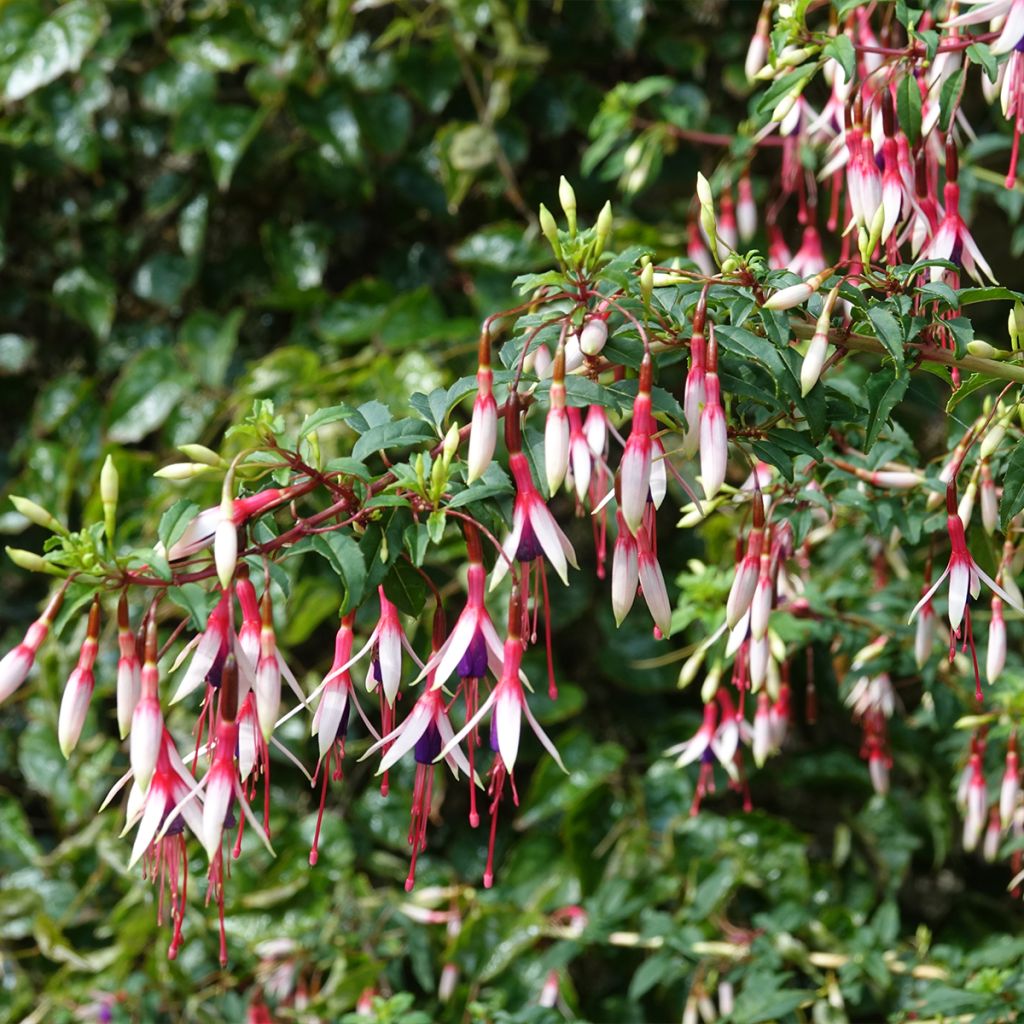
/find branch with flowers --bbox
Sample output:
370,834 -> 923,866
9,3 -> 1024,1002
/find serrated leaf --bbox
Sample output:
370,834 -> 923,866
157,500 -> 201,552
824,35 -> 855,82
866,306 -> 905,366
352,421 -> 436,461
311,532 -> 366,613
946,372 -> 1002,413
897,72 -> 922,146
864,369 -> 909,450
1000,440 -> 1024,529
300,404 -> 356,438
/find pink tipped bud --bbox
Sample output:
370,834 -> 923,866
214,517 -> 238,592
579,317 -> 609,357
255,591 -> 281,740
988,597 -> 1007,685
737,172 -> 757,242
753,691 -> 772,767
869,746 -> 890,796
539,970 -> 560,1009
750,554 -> 774,641
984,806 -> 1002,862
438,963 -> 459,1004
0,586 -> 65,705
1001,743 -> 1020,830
638,526 -> 672,637
619,361 -> 654,535
611,513 -> 639,625
800,330 -> 829,396
58,599 -> 100,758
963,764 -> 987,852
699,370 -> 728,499
726,528 -> 763,628
131,618 -> 163,792
981,461 -> 998,535
749,635 -> 769,689
116,596 -> 141,739
914,599 -> 935,669
745,2 -> 771,81
544,397 -> 570,497
763,281 -> 814,311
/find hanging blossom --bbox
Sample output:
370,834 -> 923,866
439,594 -> 565,888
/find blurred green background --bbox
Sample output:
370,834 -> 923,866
4,2 -> 1024,1022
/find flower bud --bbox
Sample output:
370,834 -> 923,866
177,443 -> 225,466
558,176 -> 577,235
1010,301 -> 1024,350
214,495 -> 239,590
538,203 -> 562,262
101,454 -> 118,544
594,201 -> 613,256
442,423 -> 460,464
5,547 -> 59,574
9,496 -> 66,535
640,262 -> 654,306
579,317 -> 608,357
154,462 -> 216,480
967,340 -> 1001,359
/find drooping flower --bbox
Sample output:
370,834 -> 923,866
618,354 -> 655,536
115,595 -> 141,740
467,330 -> 497,483
58,598 -> 101,758
131,616 -> 165,794
0,583 -> 67,705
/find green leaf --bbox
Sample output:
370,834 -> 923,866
938,67 -> 964,133
52,267 -> 115,341
864,369 -> 909,450
966,42 -> 998,83
311,532 -> 367,613
300,404 -> 357,438
107,349 -> 192,443
3,0 -> 106,102
132,251 -> 195,309
866,306 -> 905,366
351,421 -> 436,461
1000,440 -> 1024,529
946,372 -> 1002,413
167,583 -> 217,631
897,72 -> 922,146
203,104 -> 267,191
381,559 -> 427,617
158,500 -> 201,553
179,309 -> 242,387
824,35 -> 855,82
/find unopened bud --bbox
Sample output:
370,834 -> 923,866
214,493 -> 238,590
101,455 -> 118,544
640,262 -> 654,306
177,443 -> 225,466
539,204 -> 563,262
558,176 -> 577,235
442,423 -> 460,463
967,340 -> 1002,359
594,200 -> 613,255
154,462 -> 216,481
6,547 -> 59,574
9,496 -> 66,535
1010,301 -> 1024,350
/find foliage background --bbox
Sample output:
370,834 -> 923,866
3,1 -> 1024,1021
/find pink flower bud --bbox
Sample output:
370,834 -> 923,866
963,760 -> 987,852
726,527 -> 763,628
255,591 -> 281,741
699,369 -> 727,499
0,586 -> 65,704
763,281 -> 814,311
638,526 -> 671,637
753,692 -> 772,767
544,406 -> 569,495
988,597 -> 1006,685
984,806 -> 1002,862
611,512 -> 639,625
737,172 -> 757,242
116,597 -> 141,740
58,600 -> 100,758
619,359 -> 654,535
1001,744 -> 1020,830
800,329 -> 829,396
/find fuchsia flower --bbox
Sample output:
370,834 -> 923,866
637,524 -> 672,637
489,401 -> 578,590
943,0 -> 1024,56
737,171 -> 757,242
567,406 -> 592,503
255,589 -> 281,741
170,591 -> 232,705
361,640 -> 473,890
439,595 -> 565,886
987,596 -> 1007,684
910,509 -> 1021,634
544,345 -> 570,495
58,598 -> 100,758
1002,737 -> 1020,830
0,584 -> 66,705
421,532 -> 503,689
162,487 -> 293,562
925,142 -> 997,283
611,511 -> 639,626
